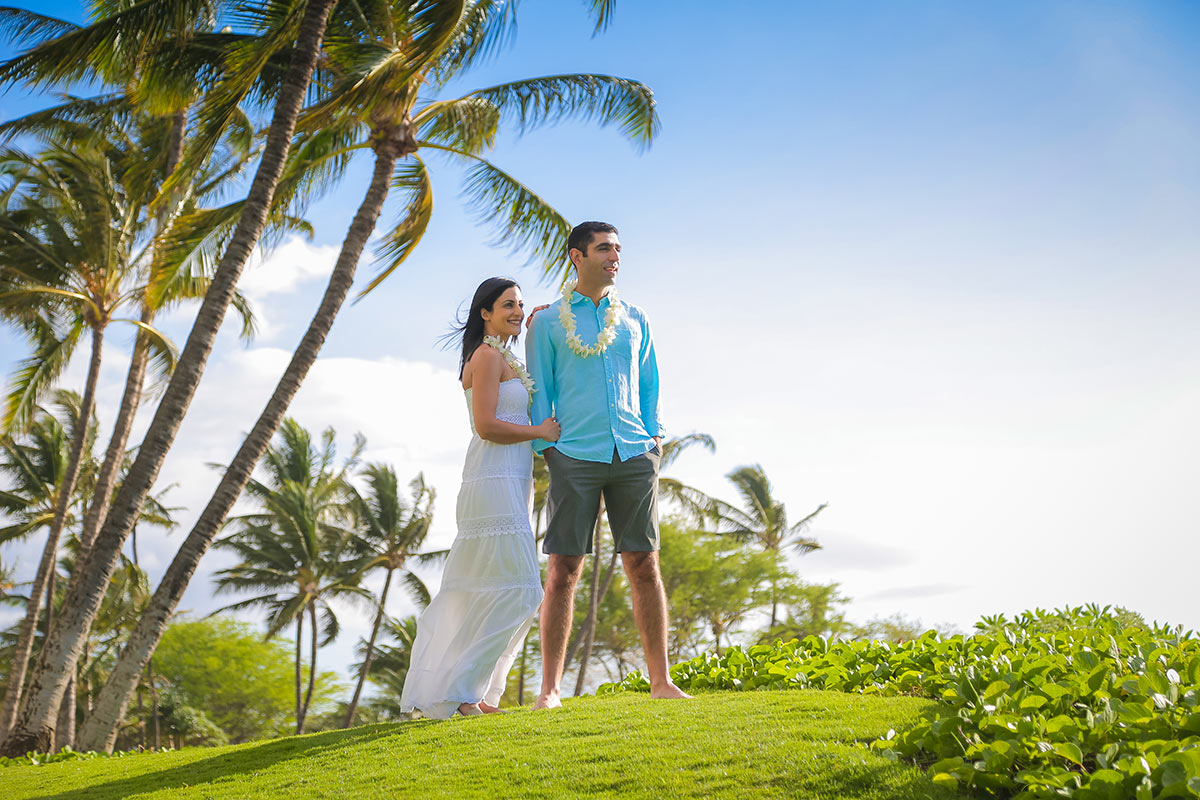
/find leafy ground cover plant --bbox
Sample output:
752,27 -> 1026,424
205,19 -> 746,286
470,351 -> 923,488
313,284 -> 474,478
0,745 -> 172,768
599,605 -> 1200,799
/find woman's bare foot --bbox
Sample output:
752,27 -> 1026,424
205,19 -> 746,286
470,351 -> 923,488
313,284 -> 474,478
479,702 -> 504,714
457,702 -> 483,716
532,691 -> 562,710
650,682 -> 693,700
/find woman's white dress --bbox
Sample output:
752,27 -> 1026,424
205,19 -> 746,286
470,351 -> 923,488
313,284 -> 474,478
400,378 -> 543,718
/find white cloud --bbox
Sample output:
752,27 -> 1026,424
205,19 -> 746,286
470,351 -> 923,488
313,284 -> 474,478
232,237 -> 341,342
239,237 -> 339,300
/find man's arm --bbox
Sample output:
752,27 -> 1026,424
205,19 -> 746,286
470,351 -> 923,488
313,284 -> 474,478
527,311 -> 557,455
637,312 -> 665,442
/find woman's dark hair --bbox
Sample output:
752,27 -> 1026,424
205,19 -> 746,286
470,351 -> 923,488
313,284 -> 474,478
450,277 -> 520,378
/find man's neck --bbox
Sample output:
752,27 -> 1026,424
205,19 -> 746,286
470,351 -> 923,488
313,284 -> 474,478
574,280 -> 612,307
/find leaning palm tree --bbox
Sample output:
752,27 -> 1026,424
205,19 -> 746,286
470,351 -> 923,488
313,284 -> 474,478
0,0 -> 414,755
78,0 -> 651,752
0,121 -> 262,736
0,390 -> 99,737
343,467 -> 439,728
709,464 -> 827,628
210,418 -> 368,734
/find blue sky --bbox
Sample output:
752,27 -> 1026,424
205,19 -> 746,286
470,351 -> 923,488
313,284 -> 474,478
2,1 -> 1198,685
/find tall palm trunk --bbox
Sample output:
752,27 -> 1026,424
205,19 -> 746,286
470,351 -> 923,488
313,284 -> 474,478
0,0 -> 339,757
573,518 -> 603,697
573,549 -> 620,696
293,615 -> 303,734
0,324 -> 104,737
344,567 -> 394,728
299,603 -> 319,733
517,638 -> 528,705
53,674 -> 74,752
77,137 -> 402,752
563,511 -> 604,668
78,315 -> 153,554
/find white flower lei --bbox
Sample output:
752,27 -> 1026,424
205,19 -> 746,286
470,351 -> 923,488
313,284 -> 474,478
482,335 -> 535,398
559,279 -> 622,357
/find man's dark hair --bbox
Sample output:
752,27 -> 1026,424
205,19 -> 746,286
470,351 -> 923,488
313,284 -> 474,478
568,221 -> 618,257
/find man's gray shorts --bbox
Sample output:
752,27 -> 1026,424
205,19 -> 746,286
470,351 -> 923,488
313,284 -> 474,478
542,445 -> 661,555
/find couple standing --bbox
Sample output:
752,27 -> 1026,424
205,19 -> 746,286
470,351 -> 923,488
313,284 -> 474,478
400,221 -> 690,718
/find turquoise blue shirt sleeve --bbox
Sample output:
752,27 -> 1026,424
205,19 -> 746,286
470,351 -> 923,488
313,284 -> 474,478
638,315 -> 665,438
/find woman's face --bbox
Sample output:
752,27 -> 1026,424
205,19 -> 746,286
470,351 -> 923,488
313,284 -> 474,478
482,286 -> 524,339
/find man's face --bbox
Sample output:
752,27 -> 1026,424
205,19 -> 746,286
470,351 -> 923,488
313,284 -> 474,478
570,232 -> 621,288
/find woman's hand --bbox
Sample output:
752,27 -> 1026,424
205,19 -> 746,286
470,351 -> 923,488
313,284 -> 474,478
537,416 -> 561,442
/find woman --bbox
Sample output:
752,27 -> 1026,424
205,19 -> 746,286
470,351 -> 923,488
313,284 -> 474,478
401,278 -> 560,718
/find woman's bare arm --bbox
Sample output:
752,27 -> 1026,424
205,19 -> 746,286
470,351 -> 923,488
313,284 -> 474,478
470,346 -> 559,444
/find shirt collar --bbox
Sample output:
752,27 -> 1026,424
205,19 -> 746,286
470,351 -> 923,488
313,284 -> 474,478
569,290 -> 613,307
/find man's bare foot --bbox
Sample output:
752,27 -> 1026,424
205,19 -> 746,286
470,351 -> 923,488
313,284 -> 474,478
479,702 -> 504,714
532,691 -> 562,710
650,682 -> 693,700
457,702 -> 484,716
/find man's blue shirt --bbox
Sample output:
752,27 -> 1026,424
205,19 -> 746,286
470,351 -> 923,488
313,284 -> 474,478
527,291 -> 664,463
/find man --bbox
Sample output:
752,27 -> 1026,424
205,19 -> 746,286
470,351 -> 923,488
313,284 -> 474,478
527,221 -> 691,708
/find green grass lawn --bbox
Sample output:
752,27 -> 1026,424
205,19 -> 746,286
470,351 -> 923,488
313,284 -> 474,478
5,691 -> 964,799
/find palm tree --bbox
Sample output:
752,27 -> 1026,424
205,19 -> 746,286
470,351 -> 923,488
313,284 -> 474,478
78,0 -> 651,752
0,0 -> 359,756
0,391 -> 98,737
343,467 -> 439,728
709,464 -> 827,628
0,116 -> 262,736
210,418 -> 368,734
53,548 -> 154,751
0,99 -> 265,552
348,615 -> 419,720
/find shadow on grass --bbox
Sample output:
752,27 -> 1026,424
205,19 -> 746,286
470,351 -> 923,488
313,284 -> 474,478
23,722 -> 423,800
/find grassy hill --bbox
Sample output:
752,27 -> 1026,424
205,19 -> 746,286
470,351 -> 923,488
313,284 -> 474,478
4,691 -> 961,799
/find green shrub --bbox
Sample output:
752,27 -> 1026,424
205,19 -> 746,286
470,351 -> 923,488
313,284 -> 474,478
599,605 -> 1200,799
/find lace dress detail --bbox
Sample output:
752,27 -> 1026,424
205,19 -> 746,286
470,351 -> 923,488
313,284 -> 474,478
400,379 -> 542,718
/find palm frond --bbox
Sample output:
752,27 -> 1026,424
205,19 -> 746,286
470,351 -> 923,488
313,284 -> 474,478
412,548 -> 449,566
3,317 -> 83,433
356,155 -> 433,300
0,8 -> 79,50
786,502 -> 827,554
423,143 -> 571,283
413,96 -> 499,154
119,317 -> 179,386
660,432 -> 715,470
0,0 -> 217,88
468,74 -> 658,148
429,0 -> 517,84
658,477 -> 715,525
0,93 -> 130,145
585,0 -> 617,34
401,570 -> 431,610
